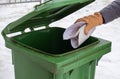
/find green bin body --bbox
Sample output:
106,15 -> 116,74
1,0 -> 111,79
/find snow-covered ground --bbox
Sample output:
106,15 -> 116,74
0,0 -> 120,79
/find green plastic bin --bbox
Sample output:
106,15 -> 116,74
2,0 -> 111,79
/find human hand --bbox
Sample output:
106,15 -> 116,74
75,12 -> 103,35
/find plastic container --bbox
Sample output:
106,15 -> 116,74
2,0 -> 111,79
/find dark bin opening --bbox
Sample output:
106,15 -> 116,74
11,27 -> 99,55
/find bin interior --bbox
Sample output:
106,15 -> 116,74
11,27 -> 99,55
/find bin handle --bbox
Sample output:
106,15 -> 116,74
1,31 -> 9,42
1,23 -> 50,42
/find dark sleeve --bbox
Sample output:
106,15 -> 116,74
100,0 -> 120,23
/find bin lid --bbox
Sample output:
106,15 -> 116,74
3,0 -> 94,34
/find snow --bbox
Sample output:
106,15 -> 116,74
0,0 -> 120,79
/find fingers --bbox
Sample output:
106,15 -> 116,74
84,27 -> 89,35
84,25 -> 91,35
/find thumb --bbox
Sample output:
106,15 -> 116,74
84,25 -> 91,35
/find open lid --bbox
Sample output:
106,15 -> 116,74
3,0 -> 94,34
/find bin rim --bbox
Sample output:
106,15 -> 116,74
10,27 -> 100,56
2,0 -> 95,36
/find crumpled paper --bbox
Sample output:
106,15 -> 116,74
63,22 -> 95,48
